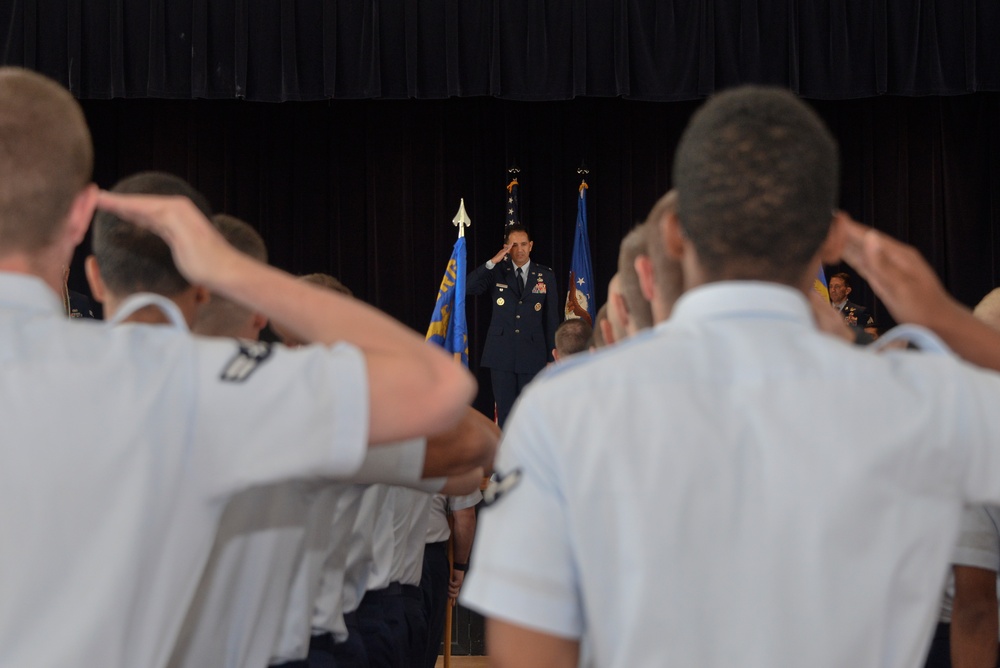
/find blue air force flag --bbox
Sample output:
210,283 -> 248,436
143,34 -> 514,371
426,237 -> 469,365
815,266 -> 830,302
565,182 -> 596,325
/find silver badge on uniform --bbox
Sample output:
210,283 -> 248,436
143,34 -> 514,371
220,341 -> 273,383
481,468 -> 523,506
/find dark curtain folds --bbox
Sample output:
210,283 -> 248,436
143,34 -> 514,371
69,94 -> 1000,415
5,0 -> 1000,101
8,0 -> 1000,413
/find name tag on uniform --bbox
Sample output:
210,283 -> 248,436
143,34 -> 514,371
496,283 -> 507,290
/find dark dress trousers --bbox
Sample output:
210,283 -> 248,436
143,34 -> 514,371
467,259 -> 559,426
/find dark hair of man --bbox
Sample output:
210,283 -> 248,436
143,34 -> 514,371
645,190 -> 684,311
91,172 -> 213,297
672,86 -> 839,285
0,67 -> 93,252
555,317 -> 593,358
617,225 -> 654,331
212,214 -> 267,263
831,272 -> 852,289
193,214 -> 268,336
505,224 -> 531,242
301,273 -> 353,297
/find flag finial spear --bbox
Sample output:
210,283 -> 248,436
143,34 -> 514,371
453,198 -> 471,238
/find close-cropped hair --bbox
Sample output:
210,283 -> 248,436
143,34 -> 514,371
673,86 -> 839,284
300,273 -> 353,297
505,223 -> 531,242
973,288 -> 1000,330
831,272 -> 852,289
617,224 -> 654,331
194,214 -> 269,336
555,317 -> 593,358
0,67 -> 93,253
91,172 -> 213,297
212,214 -> 267,263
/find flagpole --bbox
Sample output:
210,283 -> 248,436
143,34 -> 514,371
438,198 -> 471,668
453,198 -> 471,239
444,524 -> 455,668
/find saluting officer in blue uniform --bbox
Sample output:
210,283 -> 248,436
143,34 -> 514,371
467,224 -> 559,427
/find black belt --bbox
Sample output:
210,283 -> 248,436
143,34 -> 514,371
401,584 -> 422,600
425,540 -> 448,552
363,581 -> 402,601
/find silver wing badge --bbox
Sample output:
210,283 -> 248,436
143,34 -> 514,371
481,468 -> 523,507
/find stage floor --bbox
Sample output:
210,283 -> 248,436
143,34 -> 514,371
435,656 -> 489,668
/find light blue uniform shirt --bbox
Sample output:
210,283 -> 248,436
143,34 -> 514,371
463,281 -> 1000,668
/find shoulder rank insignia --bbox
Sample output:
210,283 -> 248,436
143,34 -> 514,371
220,341 -> 273,383
482,468 -> 523,506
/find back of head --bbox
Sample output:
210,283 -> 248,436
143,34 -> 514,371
213,214 -> 267,265
673,86 -> 839,284
973,288 -> 1000,330
645,190 -> 684,318
555,317 -> 593,359
617,225 -> 654,331
0,67 -> 93,253
270,273 -> 352,347
300,273 -> 353,297
193,214 -> 268,338
91,172 -> 213,297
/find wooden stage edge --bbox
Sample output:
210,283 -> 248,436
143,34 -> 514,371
435,656 -> 489,668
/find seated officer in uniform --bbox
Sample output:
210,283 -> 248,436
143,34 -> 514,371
467,223 -> 559,426
829,271 -> 877,333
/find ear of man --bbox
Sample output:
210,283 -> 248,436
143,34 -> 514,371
65,184 -> 99,249
250,312 -> 269,335
635,254 -> 655,303
84,255 -> 107,304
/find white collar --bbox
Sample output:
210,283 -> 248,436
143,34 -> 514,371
109,292 -> 190,330
664,281 -> 813,329
0,272 -> 65,317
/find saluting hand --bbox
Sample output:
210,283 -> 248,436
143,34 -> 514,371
94,191 -> 245,290
490,242 -> 513,266
808,289 -> 854,343
838,215 -> 958,329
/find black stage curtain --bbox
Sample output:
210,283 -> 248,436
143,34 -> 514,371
69,94 -> 1000,415
4,0 -> 1000,102
8,0 -> 1000,411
